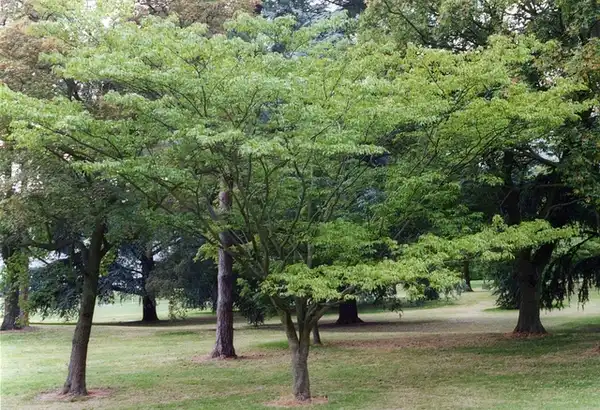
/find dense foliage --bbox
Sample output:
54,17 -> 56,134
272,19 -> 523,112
0,0 -> 597,401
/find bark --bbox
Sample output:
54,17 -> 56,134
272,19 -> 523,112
210,188 -> 236,359
283,311 -> 311,401
514,272 -> 546,334
336,299 -> 363,325
311,322 -> 322,345
1,153 -> 22,332
513,245 -> 554,334
1,287 -> 20,331
291,339 -> 311,401
140,251 -> 159,322
18,285 -> 29,326
62,222 -> 106,396
307,230 -> 320,345
463,260 -> 473,292
1,247 -> 22,331
142,295 -> 159,322
503,152 -> 541,332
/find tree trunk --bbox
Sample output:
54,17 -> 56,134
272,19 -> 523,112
140,251 -> 159,322
513,248 -> 551,335
142,295 -> 159,322
211,188 -> 236,359
62,270 -> 99,395
463,260 -> 473,292
336,299 -> 363,325
291,339 -> 311,401
18,285 -> 29,327
18,251 -> 30,327
1,287 -> 20,331
282,311 -> 311,402
514,274 -> 546,334
312,322 -> 322,345
1,247 -> 22,331
62,222 -> 106,396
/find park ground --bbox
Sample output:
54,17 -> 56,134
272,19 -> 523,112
1,282 -> 599,410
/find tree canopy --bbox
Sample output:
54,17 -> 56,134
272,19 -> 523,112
0,0 -> 598,402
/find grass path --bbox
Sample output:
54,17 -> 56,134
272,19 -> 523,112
1,285 -> 599,409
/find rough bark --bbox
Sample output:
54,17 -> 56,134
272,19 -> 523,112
140,251 -> 159,322
336,299 -> 363,325
513,245 -> 554,334
62,222 -> 106,396
1,246 -> 22,331
1,286 -> 20,331
18,285 -> 29,326
311,322 -> 322,345
463,260 -> 473,292
210,188 -> 236,359
514,272 -> 546,334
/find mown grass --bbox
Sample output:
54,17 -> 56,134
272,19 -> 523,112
1,288 -> 599,409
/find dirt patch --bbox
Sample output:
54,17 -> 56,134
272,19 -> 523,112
38,388 -> 113,402
191,352 -> 277,364
192,354 -> 230,363
265,395 -> 328,407
505,332 -> 550,339
585,344 -> 600,356
331,332 -> 503,351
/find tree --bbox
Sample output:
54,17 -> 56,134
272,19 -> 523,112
0,8 -> 64,330
336,299 -> 363,324
1,6 -> 588,401
0,13 -> 446,399
364,0 -> 600,333
0,3 -> 143,393
0,143 -> 121,394
0,249 -> 29,330
0,138 -> 31,330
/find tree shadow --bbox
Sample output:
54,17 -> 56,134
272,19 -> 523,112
320,319 -> 448,333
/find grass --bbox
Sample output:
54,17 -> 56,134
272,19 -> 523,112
1,288 -> 599,409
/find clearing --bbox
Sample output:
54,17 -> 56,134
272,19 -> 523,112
1,282 -> 599,409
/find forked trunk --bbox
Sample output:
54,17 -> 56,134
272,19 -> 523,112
62,222 -> 106,396
336,299 -> 363,325
211,189 -> 236,359
463,260 -> 473,292
312,322 -> 322,345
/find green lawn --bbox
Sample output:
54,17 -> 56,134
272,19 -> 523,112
1,287 -> 599,409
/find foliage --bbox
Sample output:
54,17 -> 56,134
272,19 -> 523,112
0,0 -> 598,397
362,0 -> 600,313
0,250 -> 29,324
27,254 -> 116,320
148,238 -> 217,310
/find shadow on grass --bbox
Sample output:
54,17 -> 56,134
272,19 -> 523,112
320,319 -> 446,333
456,324 -> 599,356
239,319 -> 447,334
